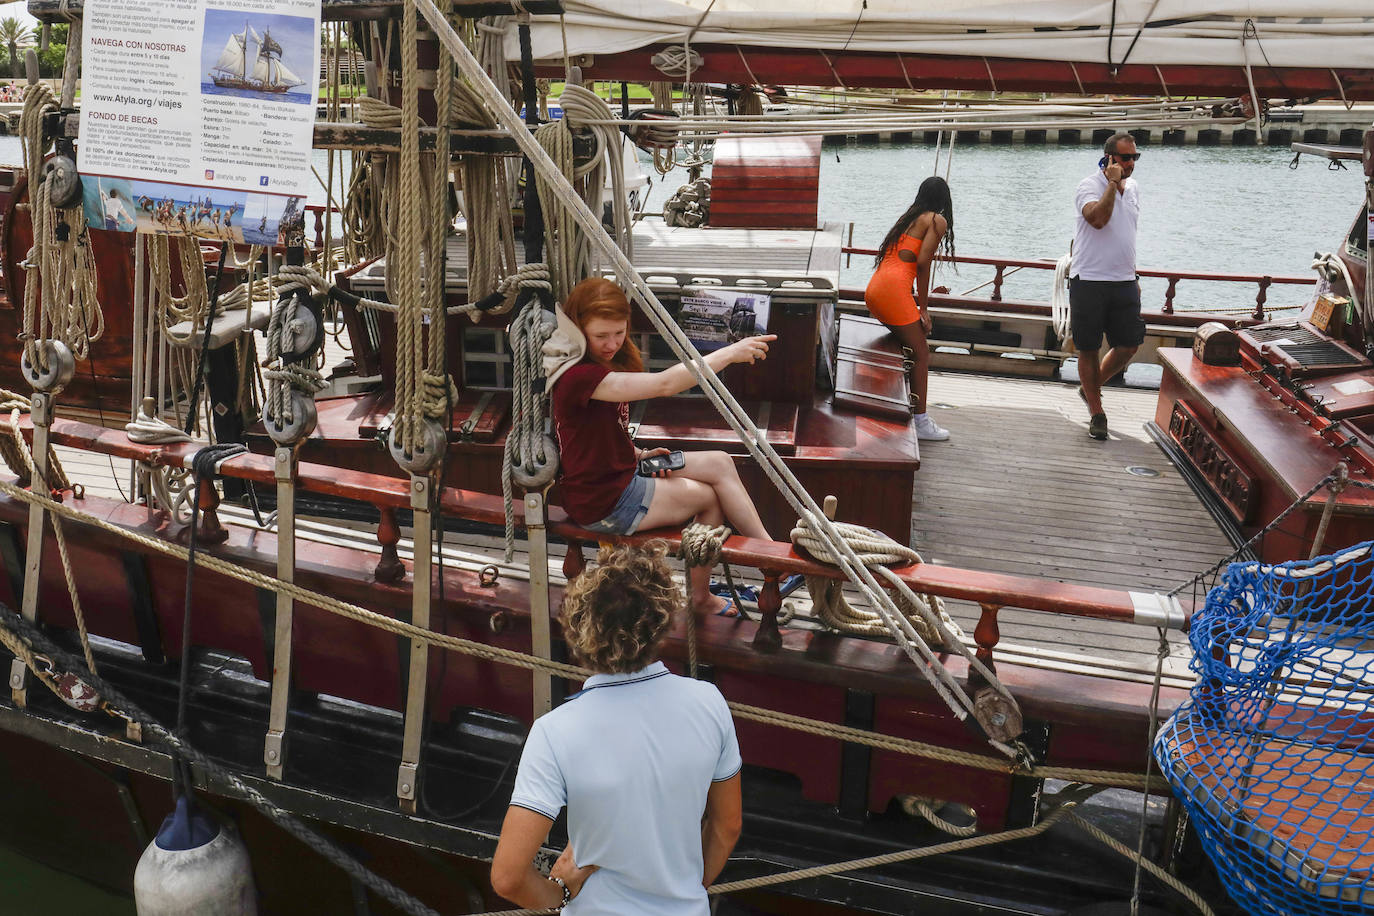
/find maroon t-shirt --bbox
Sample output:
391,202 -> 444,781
551,361 -> 637,525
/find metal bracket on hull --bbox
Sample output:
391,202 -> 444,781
526,490 -> 552,719
265,446 -> 298,781
12,391 -> 54,708
397,474 -> 433,813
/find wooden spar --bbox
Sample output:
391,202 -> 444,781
5,413 -> 1188,632
547,44 -> 1374,101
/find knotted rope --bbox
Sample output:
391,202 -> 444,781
664,178 -> 710,228
679,522 -> 734,678
19,82 -> 103,370
502,296 -> 558,560
790,519 -> 998,691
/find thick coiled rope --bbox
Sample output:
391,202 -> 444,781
664,178 -> 710,228
790,517 -> 981,671
533,116 -> 591,301
679,522 -> 733,678
560,84 -> 633,260
19,82 -> 103,369
502,297 -> 558,561
453,80 -> 518,311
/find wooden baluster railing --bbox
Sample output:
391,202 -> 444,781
752,571 -> 783,652
374,505 -> 404,583
974,602 -> 1002,670
1163,277 -> 1178,314
990,265 -> 1005,302
562,536 -> 586,581
196,478 -> 229,545
311,207 -> 326,250
1253,277 -> 1272,321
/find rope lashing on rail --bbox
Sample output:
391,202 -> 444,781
790,517 -> 966,649
18,82 -> 103,371
0,397 -> 71,491
678,522 -> 746,678
650,46 -> 703,79
414,0 -> 1022,757
0,471 -> 1164,789
502,294 -> 558,561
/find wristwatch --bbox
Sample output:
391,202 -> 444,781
549,875 -> 572,909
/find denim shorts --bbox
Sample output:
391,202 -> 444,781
582,473 -> 656,536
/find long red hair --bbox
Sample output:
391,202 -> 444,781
561,278 -> 644,372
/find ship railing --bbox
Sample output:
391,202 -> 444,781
841,247 -> 1315,321
13,413 -> 1192,678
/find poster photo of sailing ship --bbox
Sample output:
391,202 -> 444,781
241,192 -> 304,246
199,9 -> 313,104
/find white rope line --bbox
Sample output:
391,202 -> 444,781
411,0 -> 1021,757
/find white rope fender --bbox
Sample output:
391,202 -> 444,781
1051,251 -> 1073,344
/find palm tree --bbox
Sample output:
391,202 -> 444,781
0,17 -> 32,81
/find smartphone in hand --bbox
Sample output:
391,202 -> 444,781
638,450 -> 686,477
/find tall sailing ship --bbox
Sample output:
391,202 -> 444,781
0,1 -> 1372,914
208,22 -> 304,95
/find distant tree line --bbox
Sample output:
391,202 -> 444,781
0,19 -> 69,83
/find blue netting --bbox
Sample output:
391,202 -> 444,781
1154,540 -> 1374,915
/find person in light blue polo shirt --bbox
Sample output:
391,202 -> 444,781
491,543 -> 743,914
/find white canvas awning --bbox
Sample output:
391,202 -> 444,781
508,2 -> 1374,71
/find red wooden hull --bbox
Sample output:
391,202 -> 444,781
0,483 -> 1182,833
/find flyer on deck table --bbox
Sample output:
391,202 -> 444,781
76,0 -> 320,244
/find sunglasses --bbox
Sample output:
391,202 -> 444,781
1114,153 -> 1142,162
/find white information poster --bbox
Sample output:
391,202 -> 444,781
76,0 -> 320,244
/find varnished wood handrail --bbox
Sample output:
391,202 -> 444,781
10,415 -> 1190,648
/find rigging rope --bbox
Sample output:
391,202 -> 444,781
416,0 -> 1023,755
502,292 -> 558,560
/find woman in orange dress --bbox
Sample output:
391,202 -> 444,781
863,176 -> 954,441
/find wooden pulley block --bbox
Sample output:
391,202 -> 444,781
972,686 -> 1023,745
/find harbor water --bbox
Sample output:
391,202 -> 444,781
1,135 -> 1365,311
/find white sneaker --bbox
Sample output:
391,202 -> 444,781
913,413 -> 950,441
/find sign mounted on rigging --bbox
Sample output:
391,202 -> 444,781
76,0 -> 321,244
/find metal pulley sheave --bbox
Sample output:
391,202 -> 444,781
20,339 -> 76,393
509,432 -> 559,489
263,390 -> 317,445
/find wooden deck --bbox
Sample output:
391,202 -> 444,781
45,367 -> 1231,691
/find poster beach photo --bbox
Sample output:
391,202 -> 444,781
200,8 -> 315,105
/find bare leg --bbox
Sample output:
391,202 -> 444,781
1079,345 -> 1138,415
1078,347 -> 1104,415
637,476 -> 731,614
885,320 -> 930,413
668,451 -> 770,540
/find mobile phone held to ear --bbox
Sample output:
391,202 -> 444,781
1098,155 -> 1109,169
638,450 -> 686,476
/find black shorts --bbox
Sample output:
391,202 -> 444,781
1068,278 -> 1145,351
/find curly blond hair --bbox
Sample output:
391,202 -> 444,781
561,541 -> 682,674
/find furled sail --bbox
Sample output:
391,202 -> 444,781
249,28 -> 304,89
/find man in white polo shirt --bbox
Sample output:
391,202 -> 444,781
491,543 -> 743,914
1071,132 -> 1144,441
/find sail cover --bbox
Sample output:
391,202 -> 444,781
508,1 -> 1374,70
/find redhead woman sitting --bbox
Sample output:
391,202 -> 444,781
545,277 -> 775,617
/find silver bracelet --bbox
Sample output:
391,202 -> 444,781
549,875 -> 571,909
